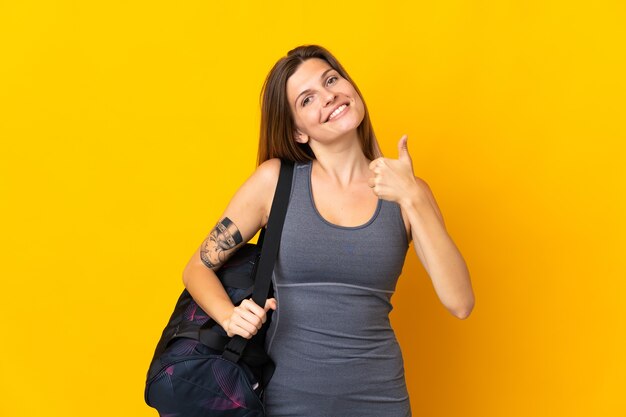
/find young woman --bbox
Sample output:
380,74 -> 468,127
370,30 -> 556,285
182,45 -> 475,416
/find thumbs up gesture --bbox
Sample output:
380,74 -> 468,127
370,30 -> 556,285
368,135 -> 422,206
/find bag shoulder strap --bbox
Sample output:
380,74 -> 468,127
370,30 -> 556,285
222,158 -> 294,363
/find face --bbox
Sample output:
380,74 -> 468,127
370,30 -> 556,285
286,58 -> 365,145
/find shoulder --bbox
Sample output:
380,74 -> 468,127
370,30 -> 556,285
252,158 -> 283,226
254,158 -> 282,185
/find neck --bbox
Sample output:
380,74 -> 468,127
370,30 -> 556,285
308,131 -> 372,187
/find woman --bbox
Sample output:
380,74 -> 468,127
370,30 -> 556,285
182,45 -> 474,416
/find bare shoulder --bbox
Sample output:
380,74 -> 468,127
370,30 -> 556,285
253,158 -> 282,226
182,158 -> 283,277
254,157 -> 282,188
222,157 -> 282,233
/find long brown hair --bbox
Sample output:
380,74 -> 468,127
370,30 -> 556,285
257,45 -> 382,166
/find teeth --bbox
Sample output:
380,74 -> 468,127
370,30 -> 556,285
328,104 -> 347,121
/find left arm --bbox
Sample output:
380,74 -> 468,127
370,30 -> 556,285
369,135 -> 475,319
400,178 -> 474,319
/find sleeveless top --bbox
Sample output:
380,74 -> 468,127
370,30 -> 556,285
263,160 -> 412,417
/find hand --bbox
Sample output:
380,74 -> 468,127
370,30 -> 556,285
368,135 -> 421,205
222,297 -> 277,339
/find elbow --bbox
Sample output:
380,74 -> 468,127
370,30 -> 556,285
182,264 -> 193,288
454,308 -> 472,320
451,298 -> 475,320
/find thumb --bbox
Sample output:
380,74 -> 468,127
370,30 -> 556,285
264,298 -> 277,311
397,134 -> 411,162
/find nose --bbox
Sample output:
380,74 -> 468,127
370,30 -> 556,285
323,89 -> 336,106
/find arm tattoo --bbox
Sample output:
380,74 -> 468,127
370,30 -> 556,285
200,217 -> 243,269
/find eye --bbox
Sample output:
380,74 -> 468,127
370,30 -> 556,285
302,96 -> 312,106
326,75 -> 338,86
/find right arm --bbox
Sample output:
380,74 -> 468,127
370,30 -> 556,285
182,158 -> 282,338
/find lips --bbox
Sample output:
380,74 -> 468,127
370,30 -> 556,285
324,102 -> 350,123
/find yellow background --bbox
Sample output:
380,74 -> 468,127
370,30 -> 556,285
1,1 -> 624,416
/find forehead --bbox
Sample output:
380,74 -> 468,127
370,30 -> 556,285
286,58 -> 334,102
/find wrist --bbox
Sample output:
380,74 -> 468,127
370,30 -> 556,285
216,304 -> 235,330
400,179 -> 429,210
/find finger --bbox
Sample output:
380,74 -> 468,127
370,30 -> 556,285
237,311 -> 265,329
368,157 -> 383,171
367,177 -> 376,188
233,322 -> 255,339
230,311 -> 255,334
397,134 -> 411,163
241,298 -> 265,317
265,298 -> 277,311
232,314 -> 258,334
237,307 -> 263,328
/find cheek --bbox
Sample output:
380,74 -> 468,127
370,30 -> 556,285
341,80 -> 358,95
299,110 -> 319,126
343,85 -> 364,108
290,108 -> 305,127
292,113 -> 306,128
355,95 -> 366,114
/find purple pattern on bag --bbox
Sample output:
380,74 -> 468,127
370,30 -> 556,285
183,302 -> 210,324
199,396 -> 242,410
168,338 -> 199,356
212,360 -> 248,408
147,332 -> 264,415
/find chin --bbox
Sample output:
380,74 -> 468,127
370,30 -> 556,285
337,116 -> 364,132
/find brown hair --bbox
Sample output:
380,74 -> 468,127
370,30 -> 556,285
257,45 -> 382,166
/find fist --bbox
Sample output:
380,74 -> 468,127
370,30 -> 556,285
223,297 -> 277,339
368,135 -> 419,205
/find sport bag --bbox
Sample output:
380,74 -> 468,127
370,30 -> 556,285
144,159 -> 294,416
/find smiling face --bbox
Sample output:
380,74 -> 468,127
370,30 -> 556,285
286,58 -> 365,145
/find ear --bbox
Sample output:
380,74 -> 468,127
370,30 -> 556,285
294,130 -> 309,144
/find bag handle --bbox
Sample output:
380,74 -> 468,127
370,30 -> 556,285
221,158 -> 294,363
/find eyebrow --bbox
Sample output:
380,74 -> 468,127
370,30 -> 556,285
295,68 -> 336,106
